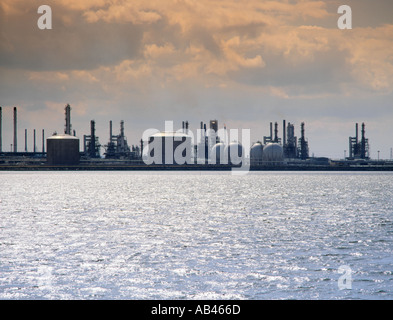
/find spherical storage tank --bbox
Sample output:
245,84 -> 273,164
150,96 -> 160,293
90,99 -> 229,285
210,142 -> 226,164
47,134 -> 80,165
262,143 -> 283,165
250,142 -> 263,165
224,142 -> 244,165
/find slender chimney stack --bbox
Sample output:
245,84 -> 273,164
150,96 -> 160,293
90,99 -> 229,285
89,120 -> 96,158
13,107 -> 17,152
0,106 -> 2,152
270,122 -> 273,140
65,104 -> 71,135
120,120 -> 125,138
109,120 -> 113,143
361,122 -> 366,159
42,129 -> 45,153
25,129 -> 28,152
33,129 -> 36,153
283,120 -> 286,146
274,122 -> 278,143
140,139 -> 144,159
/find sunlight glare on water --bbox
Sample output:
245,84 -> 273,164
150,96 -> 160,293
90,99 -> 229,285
0,171 -> 392,299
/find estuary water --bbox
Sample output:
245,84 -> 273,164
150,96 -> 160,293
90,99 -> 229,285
0,171 -> 392,300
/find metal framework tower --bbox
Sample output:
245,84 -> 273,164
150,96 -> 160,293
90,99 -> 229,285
283,121 -> 297,159
84,120 -> 101,158
264,121 -> 281,144
348,122 -> 369,159
298,122 -> 309,160
104,120 -> 133,159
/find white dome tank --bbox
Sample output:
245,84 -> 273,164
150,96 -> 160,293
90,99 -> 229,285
250,142 -> 263,165
262,143 -> 283,164
225,142 -> 244,164
250,142 -> 263,159
210,142 -> 226,164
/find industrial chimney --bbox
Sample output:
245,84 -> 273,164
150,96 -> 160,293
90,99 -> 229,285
64,104 -> 71,135
0,106 -> 2,152
13,107 -> 17,152
274,122 -> 278,143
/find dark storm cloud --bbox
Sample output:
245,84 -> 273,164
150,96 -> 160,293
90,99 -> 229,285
0,2 -> 144,71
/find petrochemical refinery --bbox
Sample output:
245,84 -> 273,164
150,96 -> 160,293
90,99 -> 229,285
0,104 -> 392,171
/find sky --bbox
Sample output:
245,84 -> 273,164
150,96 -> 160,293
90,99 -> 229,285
0,0 -> 392,159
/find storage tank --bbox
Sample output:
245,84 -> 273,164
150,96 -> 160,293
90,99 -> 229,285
262,143 -> 283,165
147,132 -> 192,164
250,142 -> 263,165
47,134 -> 80,165
225,142 -> 244,165
210,142 -> 226,164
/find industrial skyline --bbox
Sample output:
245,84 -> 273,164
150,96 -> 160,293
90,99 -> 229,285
1,0 -> 393,159
0,105 -> 379,164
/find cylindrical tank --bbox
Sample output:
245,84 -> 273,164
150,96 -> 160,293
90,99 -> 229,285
225,142 -> 244,165
147,132 -> 192,164
210,142 -> 226,164
250,142 -> 263,165
262,143 -> 283,165
47,134 -> 80,165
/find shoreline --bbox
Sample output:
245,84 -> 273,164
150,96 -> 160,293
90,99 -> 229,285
1,163 -> 393,171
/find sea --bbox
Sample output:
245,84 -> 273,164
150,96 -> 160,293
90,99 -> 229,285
0,171 -> 392,300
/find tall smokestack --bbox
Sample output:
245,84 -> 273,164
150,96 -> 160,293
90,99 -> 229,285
274,122 -> 278,143
89,120 -> 96,158
109,120 -> 113,143
13,107 -> 17,152
270,122 -> 273,140
356,123 -> 358,144
65,104 -> 71,135
283,120 -> 286,146
42,129 -> 45,153
361,122 -> 366,159
33,129 -> 36,153
140,139 -> 144,159
120,120 -> 125,138
0,106 -> 2,152
25,129 -> 28,152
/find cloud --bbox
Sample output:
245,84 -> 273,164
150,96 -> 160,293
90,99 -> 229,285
2,0 -> 392,93
0,1 -> 144,71
83,3 -> 162,24
341,25 -> 393,92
